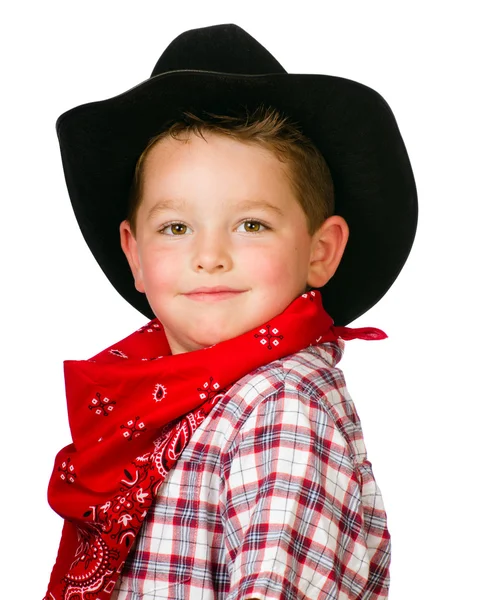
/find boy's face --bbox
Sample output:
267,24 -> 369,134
121,133 -> 325,355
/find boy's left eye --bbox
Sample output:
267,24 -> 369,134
238,220 -> 268,233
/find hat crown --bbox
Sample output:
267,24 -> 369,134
151,23 -> 287,77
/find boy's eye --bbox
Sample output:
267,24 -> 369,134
159,222 -> 190,236
158,220 -> 268,235
239,220 -> 268,233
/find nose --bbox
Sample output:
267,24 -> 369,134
191,229 -> 233,273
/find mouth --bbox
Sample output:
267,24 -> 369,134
184,287 -> 247,302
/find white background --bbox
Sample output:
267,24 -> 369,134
2,1 -> 478,598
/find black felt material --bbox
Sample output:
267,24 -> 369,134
56,24 -> 418,325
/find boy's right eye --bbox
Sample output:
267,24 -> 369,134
158,222 -> 191,235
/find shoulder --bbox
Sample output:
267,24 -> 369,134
184,342 -> 363,467
268,341 -> 347,398
230,339 -> 344,390
218,344 -> 363,490
217,342 -> 354,447
228,341 -> 350,420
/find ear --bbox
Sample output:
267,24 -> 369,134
119,220 -> 145,293
307,215 -> 349,288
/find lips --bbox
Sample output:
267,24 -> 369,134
184,286 -> 246,301
186,286 -> 244,294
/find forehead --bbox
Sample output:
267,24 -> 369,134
140,132 -> 294,202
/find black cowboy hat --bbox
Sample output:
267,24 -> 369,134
56,23 -> 417,326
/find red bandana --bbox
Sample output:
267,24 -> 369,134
44,290 -> 386,600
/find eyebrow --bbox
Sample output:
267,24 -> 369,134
147,198 -> 285,220
236,200 -> 285,216
147,199 -> 187,220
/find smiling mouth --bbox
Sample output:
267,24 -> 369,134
184,290 -> 246,302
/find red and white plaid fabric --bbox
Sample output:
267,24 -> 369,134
112,341 -> 390,599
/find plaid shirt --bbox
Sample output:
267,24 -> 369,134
112,341 -> 390,599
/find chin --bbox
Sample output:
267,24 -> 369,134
191,324 -> 246,349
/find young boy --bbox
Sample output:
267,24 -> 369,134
44,24 -> 417,600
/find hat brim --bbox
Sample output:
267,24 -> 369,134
57,70 -> 417,325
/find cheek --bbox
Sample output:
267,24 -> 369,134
140,245 -> 180,290
240,247 -> 291,284
244,242 -> 306,281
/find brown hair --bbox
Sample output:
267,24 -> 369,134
127,105 -> 334,236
